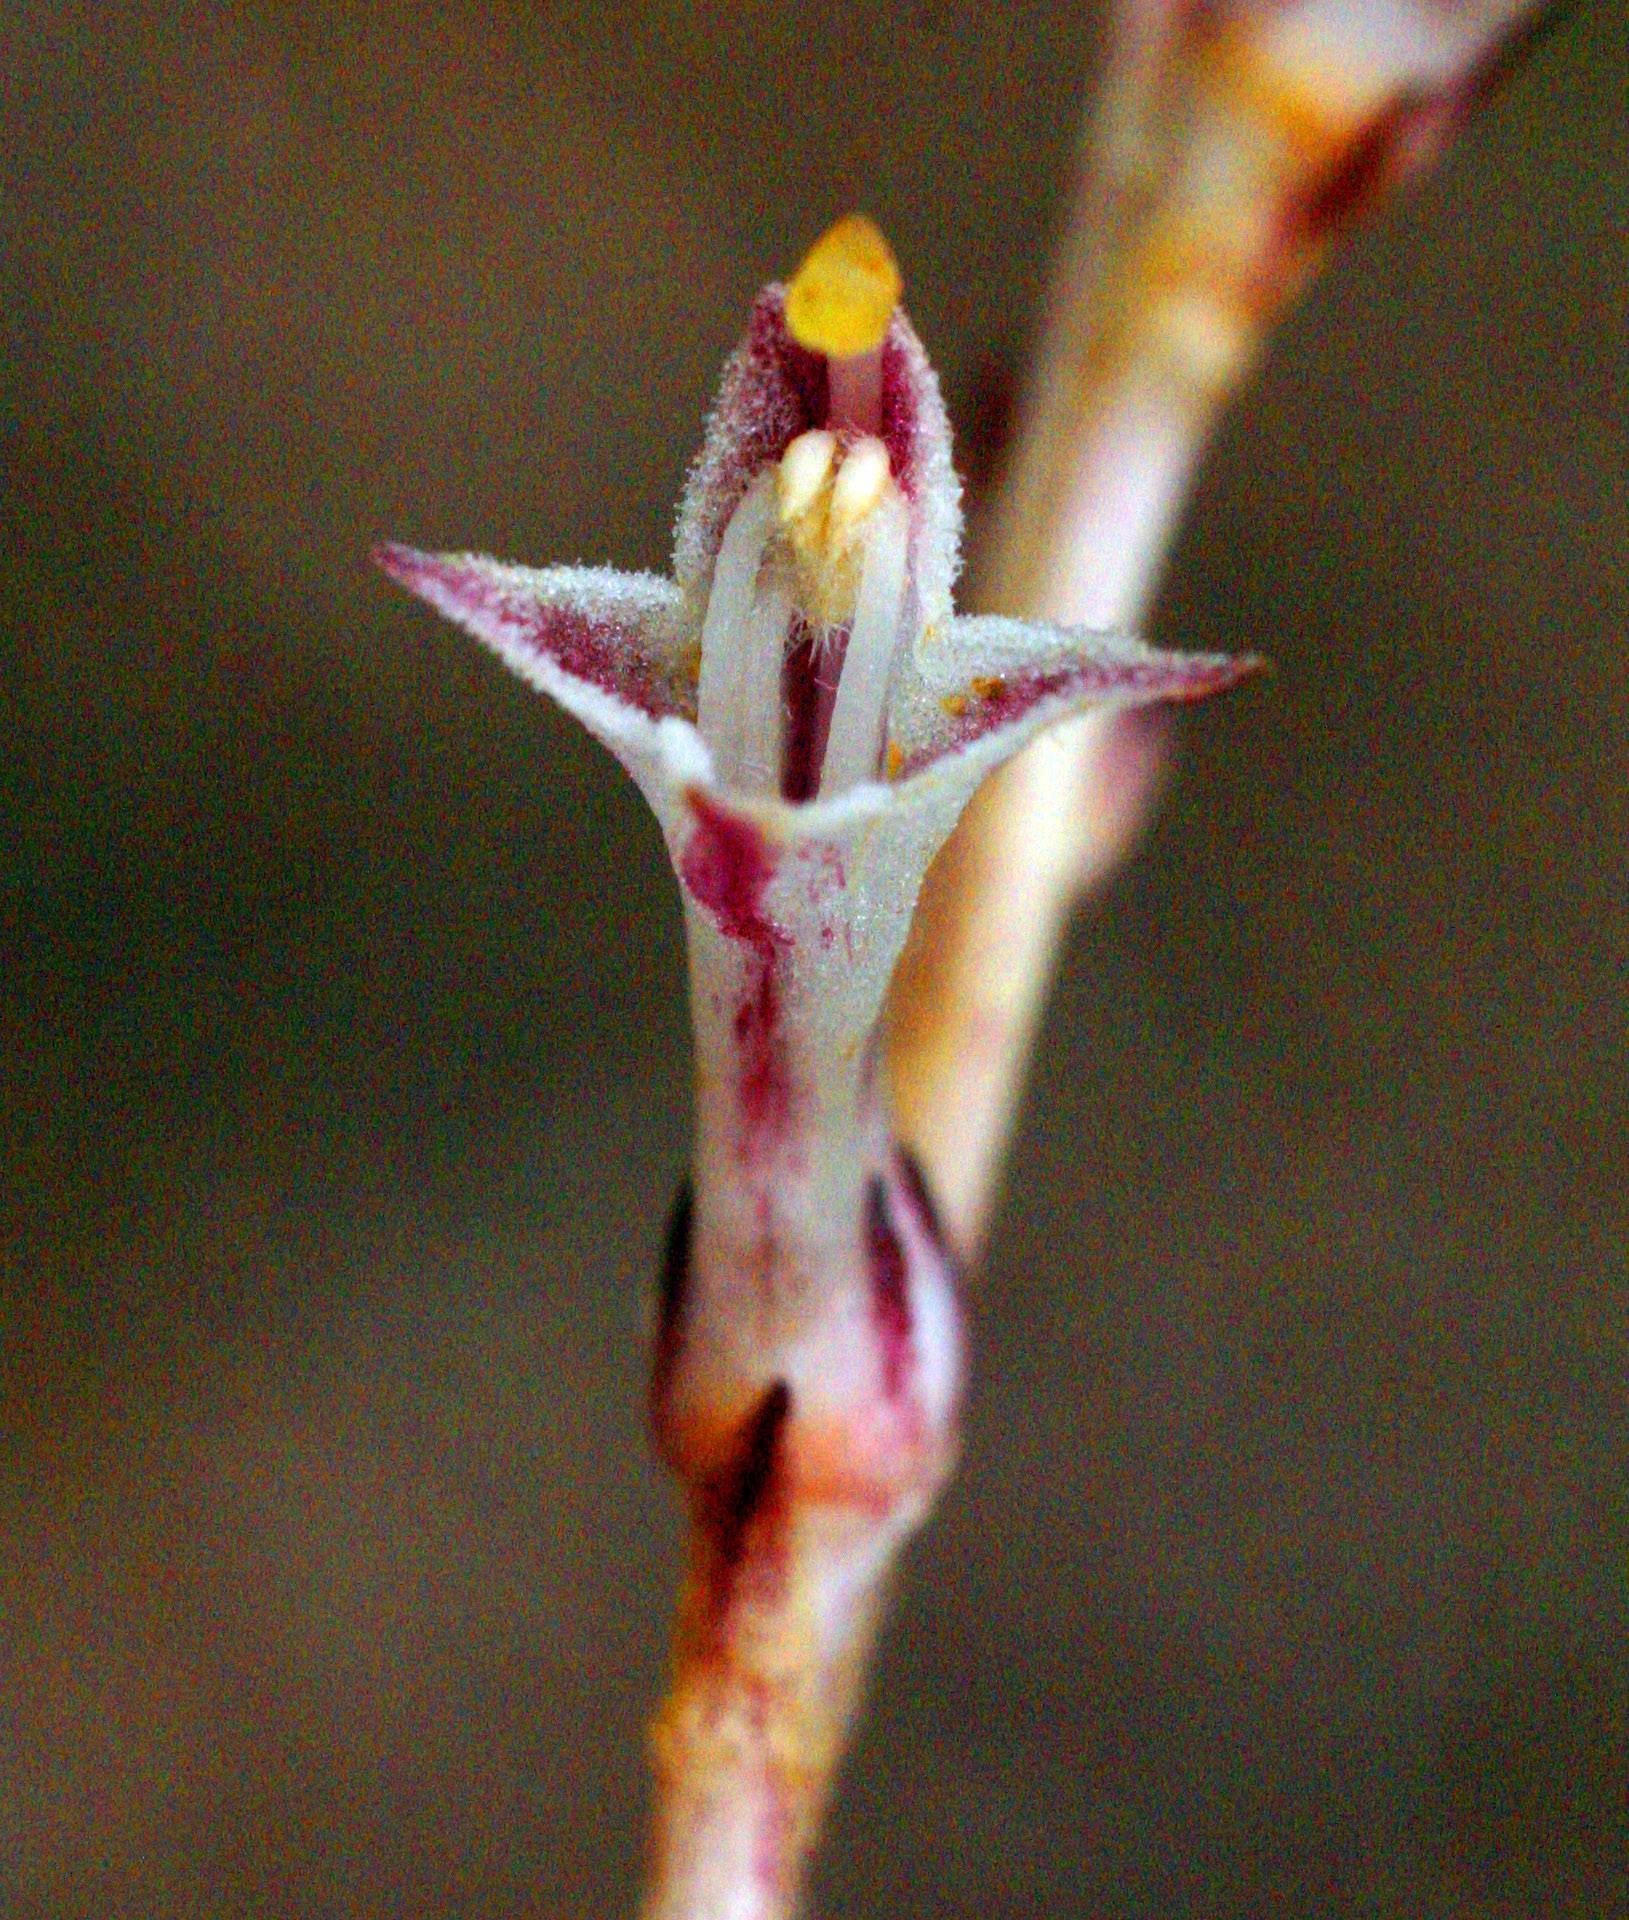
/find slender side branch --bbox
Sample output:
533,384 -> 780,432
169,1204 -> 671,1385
887,0 -> 1556,1255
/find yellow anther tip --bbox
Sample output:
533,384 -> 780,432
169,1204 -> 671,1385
785,215 -> 902,360
828,436 -> 891,534
777,429 -> 838,526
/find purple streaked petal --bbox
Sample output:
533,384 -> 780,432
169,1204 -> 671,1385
888,617 -> 1261,780
878,306 -> 962,627
672,291 -> 826,607
672,290 -> 963,626
374,543 -> 691,721
374,543 -> 715,820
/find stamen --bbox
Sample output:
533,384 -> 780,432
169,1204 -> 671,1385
775,431 -> 895,632
777,430 -> 838,528
819,489 -> 908,795
827,438 -> 891,549
695,473 -> 782,787
696,426 -> 910,796
785,215 -> 902,438
732,566 -> 794,792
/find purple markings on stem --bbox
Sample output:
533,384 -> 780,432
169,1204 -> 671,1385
652,1177 -> 694,1409
733,964 -> 792,1146
1278,98 -> 1418,255
865,1177 -> 913,1401
896,1149 -> 952,1267
679,791 -> 795,1148
708,1379 -> 793,1622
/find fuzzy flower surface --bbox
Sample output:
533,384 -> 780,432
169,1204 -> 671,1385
377,221 -> 1252,1177
378,220 -> 1258,1919
377,220 -> 1256,1497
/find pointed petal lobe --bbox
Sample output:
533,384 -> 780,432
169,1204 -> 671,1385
374,544 -> 710,814
888,616 -> 1260,781
374,545 -> 691,715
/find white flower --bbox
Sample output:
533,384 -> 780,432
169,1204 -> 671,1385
377,219 -> 1255,1499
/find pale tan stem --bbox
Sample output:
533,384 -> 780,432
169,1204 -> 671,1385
888,293 -> 1211,1252
888,236 -> 1218,1256
641,1494 -> 898,1920
886,5 -> 1212,1248
886,0 -> 1549,1253
888,708 -> 1174,1256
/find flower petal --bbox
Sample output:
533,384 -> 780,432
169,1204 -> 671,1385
375,544 -> 690,712
887,615 -> 1260,781
672,290 -> 963,630
664,617 -> 1254,1060
880,305 -> 962,630
374,543 -> 708,806
672,290 -> 826,615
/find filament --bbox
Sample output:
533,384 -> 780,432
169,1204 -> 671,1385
695,473 -> 780,788
819,491 -> 909,795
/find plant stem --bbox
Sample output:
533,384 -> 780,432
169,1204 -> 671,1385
887,0 -> 1552,1255
641,906 -> 963,1918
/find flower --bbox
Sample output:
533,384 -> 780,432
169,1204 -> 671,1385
376,218 -> 1254,1494
377,215 -> 1257,1916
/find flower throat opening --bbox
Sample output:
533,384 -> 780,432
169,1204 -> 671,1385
694,217 -> 912,801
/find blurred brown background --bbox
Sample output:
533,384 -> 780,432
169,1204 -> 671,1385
2,3 -> 1625,1915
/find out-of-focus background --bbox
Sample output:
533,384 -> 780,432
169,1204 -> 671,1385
3,3 -> 1625,1915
